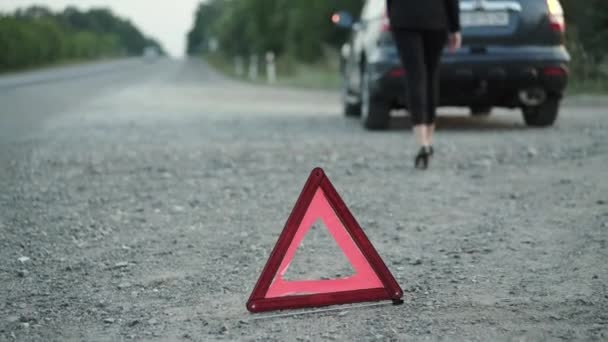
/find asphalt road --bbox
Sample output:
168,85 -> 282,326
1,58 -> 607,341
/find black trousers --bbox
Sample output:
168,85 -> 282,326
392,29 -> 447,125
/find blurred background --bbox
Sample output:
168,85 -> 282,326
2,0 -> 607,92
185,0 -> 608,91
0,0 -> 608,92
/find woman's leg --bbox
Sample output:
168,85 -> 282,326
422,30 -> 448,145
392,29 -> 430,146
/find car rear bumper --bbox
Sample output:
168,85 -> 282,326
368,46 -> 570,108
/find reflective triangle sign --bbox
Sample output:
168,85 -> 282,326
247,168 -> 403,313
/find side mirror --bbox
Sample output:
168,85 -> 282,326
331,11 -> 355,29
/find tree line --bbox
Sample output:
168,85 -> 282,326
559,0 -> 608,81
186,0 -> 361,63
0,6 -> 164,72
187,0 -> 608,81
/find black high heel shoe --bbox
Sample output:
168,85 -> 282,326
414,146 -> 432,170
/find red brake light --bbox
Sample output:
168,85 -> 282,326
389,68 -> 406,77
546,0 -> 565,33
331,14 -> 340,24
382,11 -> 391,32
543,66 -> 566,76
549,17 -> 565,33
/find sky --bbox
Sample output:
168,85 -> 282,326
0,0 -> 203,57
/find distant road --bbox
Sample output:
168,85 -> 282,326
0,59 -> 143,90
0,58 -> 176,141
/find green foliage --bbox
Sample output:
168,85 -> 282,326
186,0 -> 363,62
561,0 -> 608,63
0,6 -> 164,72
559,0 -> 608,88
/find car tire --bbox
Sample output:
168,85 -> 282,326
360,67 -> 390,130
522,97 -> 560,127
470,106 -> 492,116
344,102 -> 362,117
342,88 -> 361,117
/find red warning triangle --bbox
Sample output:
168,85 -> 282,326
247,168 -> 403,313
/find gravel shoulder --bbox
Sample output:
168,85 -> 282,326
1,59 -> 607,341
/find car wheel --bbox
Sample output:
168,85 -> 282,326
470,106 -> 492,116
342,81 -> 361,117
522,97 -> 560,127
360,67 -> 390,130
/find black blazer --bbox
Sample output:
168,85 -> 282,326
387,0 -> 461,33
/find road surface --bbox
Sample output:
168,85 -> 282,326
1,58 -> 607,341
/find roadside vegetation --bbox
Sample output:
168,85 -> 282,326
204,48 -> 341,89
0,6 -> 164,73
187,0 -> 357,89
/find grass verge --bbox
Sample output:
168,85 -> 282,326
566,79 -> 608,95
204,53 -> 341,90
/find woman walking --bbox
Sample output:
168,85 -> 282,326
387,0 -> 462,169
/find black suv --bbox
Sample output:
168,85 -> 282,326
333,0 -> 570,129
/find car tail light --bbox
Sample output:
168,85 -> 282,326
377,10 -> 395,46
543,66 -> 566,76
331,13 -> 341,24
381,11 -> 391,32
389,68 -> 406,77
546,0 -> 565,33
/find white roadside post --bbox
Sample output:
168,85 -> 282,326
249,54 -> 258,81
208,37 -> 219,53
235,56 -> 244,77
266,51 -> 276,84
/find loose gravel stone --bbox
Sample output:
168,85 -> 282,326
527,147 -> 539,157
114,262 -> 129,269
117,283 -> 132,290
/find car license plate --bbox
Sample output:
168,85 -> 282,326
461,11 -> 510,27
